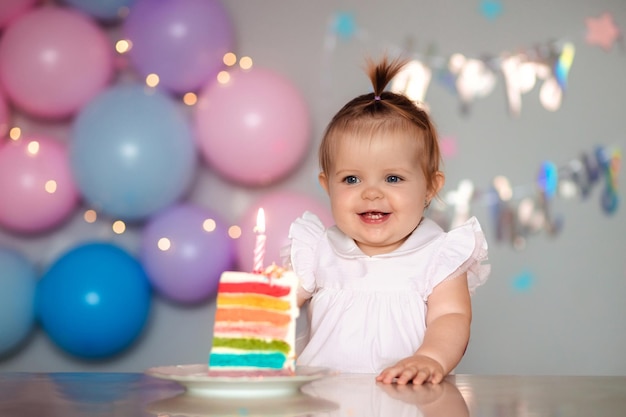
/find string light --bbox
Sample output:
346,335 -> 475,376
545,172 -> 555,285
228,225 -> 242,239
115,39 -> 131,54
203,218 -> 217,232
223,52 -> 237,66
239,56 -> 253,70
183,92 -> 197,106
44,180 -> 57,194
26,141 -> 39,155
157,237 -> 171,251
84,210 -> 97,223
146,73 -> 159,87
217,70 -> 230,84
9,127 -> 21,140
112,220 -> 126,234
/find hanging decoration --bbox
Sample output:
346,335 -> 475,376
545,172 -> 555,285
322,8 -> 623,248
431,145 -> 622,250
326,10 -> 624,117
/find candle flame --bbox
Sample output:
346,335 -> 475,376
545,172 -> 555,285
255,208 -> 265,234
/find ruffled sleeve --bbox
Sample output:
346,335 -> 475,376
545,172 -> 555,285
426,216 -> 490,296
281,211 -> 326,300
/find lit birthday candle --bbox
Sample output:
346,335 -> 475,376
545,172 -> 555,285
253,208 -> 266,273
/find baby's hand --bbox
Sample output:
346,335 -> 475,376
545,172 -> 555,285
375,354 -> 445,385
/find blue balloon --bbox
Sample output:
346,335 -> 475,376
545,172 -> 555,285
61,0 -> 136,21
37,242 -> 152,359
70,84 -> 197,221
0,247 -> 37,357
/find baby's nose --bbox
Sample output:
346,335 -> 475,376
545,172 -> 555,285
362,185 -> 383,200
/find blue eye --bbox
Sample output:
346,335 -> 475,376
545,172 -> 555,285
343,175 -> 359,184
386,175 -> 402,183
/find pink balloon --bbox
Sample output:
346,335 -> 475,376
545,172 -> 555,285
235,191 -> 333,272
0,7 -> 114,119
195,67 -> 311,186
0,136 -> 79,234
0,0 -> 38,29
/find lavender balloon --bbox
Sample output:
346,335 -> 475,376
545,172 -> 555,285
123,0 -> 234,94
140,203 -> 235,304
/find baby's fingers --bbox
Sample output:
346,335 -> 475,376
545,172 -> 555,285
407,368 -> 431,385
376,365 -> 405,384
376,366 -> 427,385
426,370 -> 444,384
375,370 -> 394,384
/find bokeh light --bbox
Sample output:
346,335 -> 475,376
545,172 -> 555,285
183,92 -> 197,106
84,210 -> 97,223
217,71 -> 230,84
223,52 -> 236,66
239,56 -> 253,70
203,218 -> 217,232
228,225 -> 241,239
9,127 -> 21,140
112,220 -> 126,234
116,39 -> 131,54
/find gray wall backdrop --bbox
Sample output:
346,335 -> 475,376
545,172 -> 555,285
1,0 -> 625,375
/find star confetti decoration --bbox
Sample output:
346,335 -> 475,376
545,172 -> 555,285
439,135 -> 458,159
332,11 -> 357,40
585,12 -> 621,51
479,0 -> 503,21
512,269 -> 535,292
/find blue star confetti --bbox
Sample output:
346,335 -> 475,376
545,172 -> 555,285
512,269 -> 535,292
479,0 -> 503,21
332,11 -> 356,39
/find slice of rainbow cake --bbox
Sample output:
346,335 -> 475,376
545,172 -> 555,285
208,265 -> 300,377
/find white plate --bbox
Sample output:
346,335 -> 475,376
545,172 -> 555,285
145,364 -> 334,398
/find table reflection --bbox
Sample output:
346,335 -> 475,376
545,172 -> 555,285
144,374 -> 468,417
147,391 -> 338,416
2,372 -> 625,417
302,374 -> 469,417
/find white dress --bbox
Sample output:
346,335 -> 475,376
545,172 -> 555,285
284,211 -> 490,374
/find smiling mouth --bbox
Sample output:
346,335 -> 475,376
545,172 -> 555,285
359,211 -> 390,222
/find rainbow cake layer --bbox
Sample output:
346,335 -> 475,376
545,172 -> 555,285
208,265 -> 300,377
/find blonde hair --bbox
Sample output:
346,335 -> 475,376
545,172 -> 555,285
319,56 -> 442,195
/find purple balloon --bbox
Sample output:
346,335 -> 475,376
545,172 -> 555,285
140,203 -> 235,304
123,0 -> 234,94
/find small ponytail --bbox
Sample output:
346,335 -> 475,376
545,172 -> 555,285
365,56 -> 409,102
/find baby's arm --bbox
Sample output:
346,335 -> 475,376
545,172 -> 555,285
296,285 -> 312,308
376,273 -> 472,385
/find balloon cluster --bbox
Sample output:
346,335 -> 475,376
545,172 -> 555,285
0,0 -> 329,359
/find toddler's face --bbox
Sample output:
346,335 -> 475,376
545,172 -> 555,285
319,132 -> 443,256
